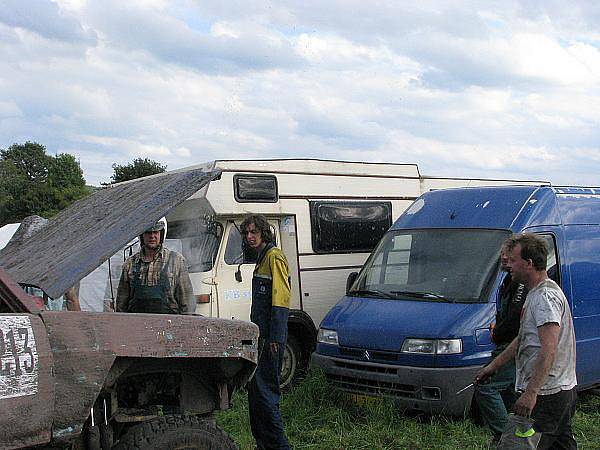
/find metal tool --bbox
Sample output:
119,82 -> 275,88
455,383 -> 474,395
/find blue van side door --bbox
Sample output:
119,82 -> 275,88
561,224 -> 600,388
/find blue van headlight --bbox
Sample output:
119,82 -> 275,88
401,338 -> 462,354
317,328 -> 339,345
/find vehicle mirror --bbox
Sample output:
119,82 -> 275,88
346,272 -> 358,294
235,264 -> 243,282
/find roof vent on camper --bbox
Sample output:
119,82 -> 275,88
234,174 -> 278,203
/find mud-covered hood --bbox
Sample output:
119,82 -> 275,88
0,164 -> 220,298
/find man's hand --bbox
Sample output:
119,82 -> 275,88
474,365 -> 495,385
513,390 -> 537,417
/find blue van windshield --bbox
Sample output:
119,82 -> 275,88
349,229 -> 510,303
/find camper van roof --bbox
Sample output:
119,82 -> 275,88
181,159 -> 421,178
185,158 -> 545,182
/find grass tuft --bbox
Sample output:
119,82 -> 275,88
217,370 -> 600,449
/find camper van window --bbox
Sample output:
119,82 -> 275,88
234,175 -> 278,202
350,229 -> 510,303
167,219 -> 222,272
310,201 -> 392,254
225,224 -> 276,265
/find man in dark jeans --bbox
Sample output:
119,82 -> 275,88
476,233 -> 577,449
241,214 -> 291,450
475,243 -> 526,443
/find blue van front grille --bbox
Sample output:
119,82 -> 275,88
334,360 -> 397,374
339,346 -> 399,362
326,373 -> 417,398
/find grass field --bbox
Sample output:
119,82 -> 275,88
217,370 -> 600,449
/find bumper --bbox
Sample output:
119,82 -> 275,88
311,352 -> 482,416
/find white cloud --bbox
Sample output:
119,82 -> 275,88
0,0 -> 599,187
510,33 -> 597,85
0,0 -> 96,43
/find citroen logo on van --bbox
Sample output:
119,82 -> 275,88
363,350 -> 371,361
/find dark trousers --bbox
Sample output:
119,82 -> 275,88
248,340 -> 290,450
475,358 -> 518,437
533,388 -> 577,450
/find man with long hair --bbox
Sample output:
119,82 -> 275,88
241,214 -> 290,450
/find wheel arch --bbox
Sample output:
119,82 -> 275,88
287,309 -> 317,357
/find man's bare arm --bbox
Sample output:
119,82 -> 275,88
513,322 -> 559,416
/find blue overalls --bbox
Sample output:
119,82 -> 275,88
127,254 -> 178,314
247,243 -> 290,450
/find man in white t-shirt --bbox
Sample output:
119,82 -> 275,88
475,233 -> 577,449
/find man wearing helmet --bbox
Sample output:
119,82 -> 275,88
116,219 -> 194,314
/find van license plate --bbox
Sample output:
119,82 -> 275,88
345,393 -> 381,406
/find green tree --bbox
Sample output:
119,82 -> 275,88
0,141 -> 90,225
109,157 -> 167,183
43,152 -> 89,216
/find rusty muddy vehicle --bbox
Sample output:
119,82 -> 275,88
0,167 -> 258,449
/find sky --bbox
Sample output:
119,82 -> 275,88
0,0 -> 599,186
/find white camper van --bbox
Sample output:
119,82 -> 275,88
162,159 -> 543,387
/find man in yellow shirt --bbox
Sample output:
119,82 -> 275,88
241,214 -> 290,450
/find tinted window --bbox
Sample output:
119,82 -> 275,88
310,201 -> 392,253
234,175 -> 278,202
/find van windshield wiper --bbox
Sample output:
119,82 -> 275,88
348,289 -> 397,299
389,290 -> 455,303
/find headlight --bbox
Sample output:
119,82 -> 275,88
401,338 -> 462,354
437,339 -> 462,354
317,328 -> 339,345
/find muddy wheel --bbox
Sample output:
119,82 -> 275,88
112,415 -> 236,450
280,334 -> 304,390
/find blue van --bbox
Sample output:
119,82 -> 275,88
311,185 -> 600,416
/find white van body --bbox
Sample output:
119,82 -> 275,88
160,159 -> 543,386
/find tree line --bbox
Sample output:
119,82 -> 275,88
0,141 -> 167,226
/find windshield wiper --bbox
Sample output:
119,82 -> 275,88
389,290 -> 455,303
348,289 -> 397,299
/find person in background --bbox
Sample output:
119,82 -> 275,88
475,243 -> 527,444
63,285 -> 81,311
475,233 -> 577,449
241,214 -> 291,450
116,219 -> 194,314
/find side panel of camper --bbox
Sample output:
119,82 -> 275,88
163,160 -> 545,387
167,161 -> 424,386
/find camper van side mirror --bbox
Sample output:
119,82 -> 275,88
346,272 -> 358,294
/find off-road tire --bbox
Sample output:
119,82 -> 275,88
112,415 -> 237,450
